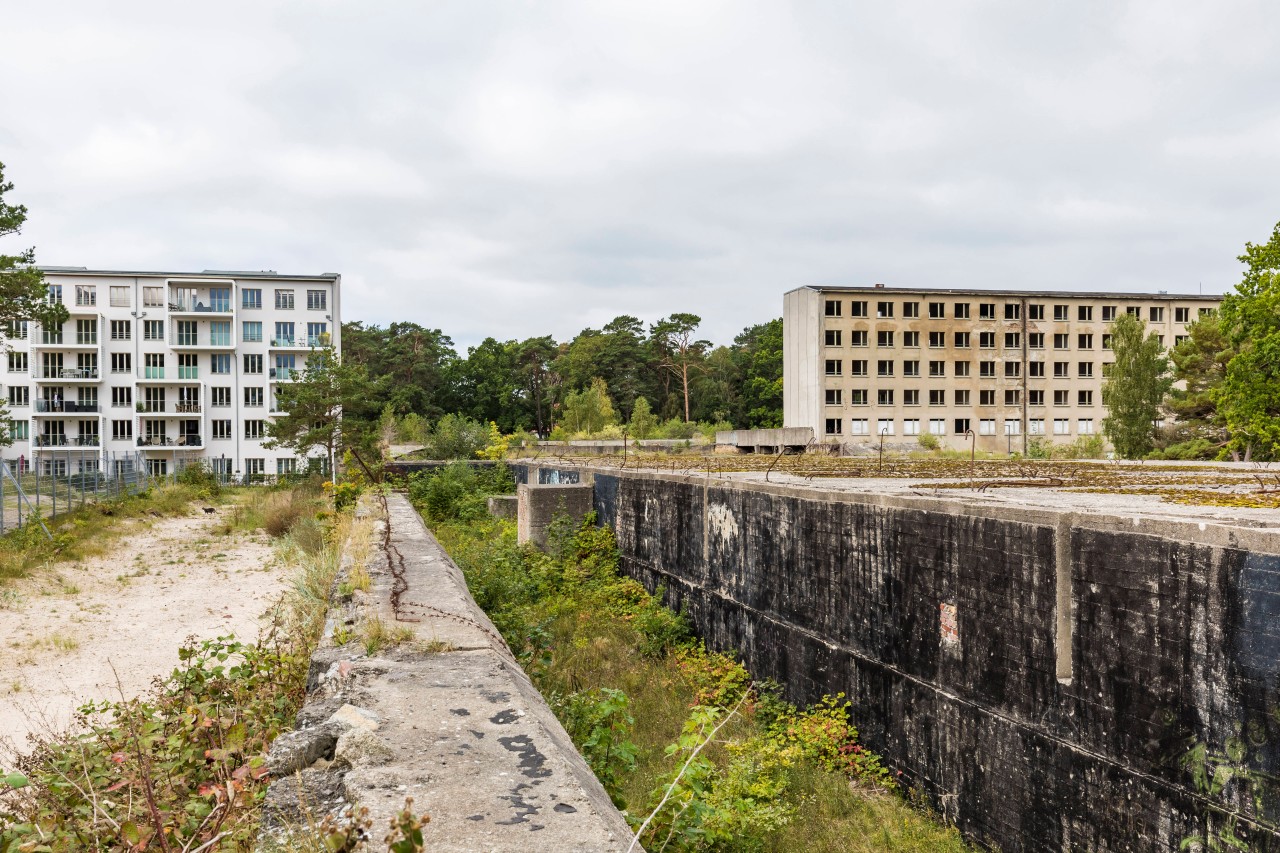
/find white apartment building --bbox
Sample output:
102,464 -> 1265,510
784,285 -> 1222,454
1,267 -> 341,480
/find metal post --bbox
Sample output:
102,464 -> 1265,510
879,428 -> 888,475
966,429 -> 976,487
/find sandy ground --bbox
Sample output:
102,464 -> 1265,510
0,510 -> 289,761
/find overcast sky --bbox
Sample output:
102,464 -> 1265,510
2,1 -> 1276,351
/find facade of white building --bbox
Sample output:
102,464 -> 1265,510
1,267 -> 341,480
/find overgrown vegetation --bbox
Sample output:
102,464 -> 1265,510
0,479 -> 402,851
414,465 -> 967,852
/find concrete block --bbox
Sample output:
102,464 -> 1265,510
517,484 -> 595,550
488,494 -> 518,521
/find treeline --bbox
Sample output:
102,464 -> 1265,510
339,313 -> 782,440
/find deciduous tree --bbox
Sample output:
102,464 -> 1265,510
1102,313 -> 1171,458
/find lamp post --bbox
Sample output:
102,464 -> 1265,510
878,428 -> 888,475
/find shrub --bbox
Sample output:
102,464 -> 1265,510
421,414 -> 492,460
552,688 -> 638,809
262,491 -> 306,537
917,432 -> 941,452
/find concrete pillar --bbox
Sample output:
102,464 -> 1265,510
517,483 -> 594,551
487,495 -> 518,521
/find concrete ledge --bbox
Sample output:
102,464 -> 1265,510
260,494 -> 638,851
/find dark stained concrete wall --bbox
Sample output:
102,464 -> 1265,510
513,463 -> 1280,852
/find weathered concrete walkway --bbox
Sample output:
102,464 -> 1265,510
260,494 -> 637,852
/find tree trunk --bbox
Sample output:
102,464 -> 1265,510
682,363 -> 691,422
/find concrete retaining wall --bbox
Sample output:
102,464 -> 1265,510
511,462 -> 1280,852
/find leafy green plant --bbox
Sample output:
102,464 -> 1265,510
554,688 -> 639,808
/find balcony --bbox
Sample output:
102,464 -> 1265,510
34,400 -> 99,413
137,435 -> 203,449
136,401 -> 202,414
169,333 -> 233,349
270,335 -> 328,349
35,435 -> 101,447
32,366 -> 101,381
168,287 -> 233,315
269,367 -> 297,381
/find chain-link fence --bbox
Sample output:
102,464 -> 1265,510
0,450 -> 152,534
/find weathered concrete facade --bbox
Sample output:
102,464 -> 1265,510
516,483 -> 595,550
513,462 -> 1280,852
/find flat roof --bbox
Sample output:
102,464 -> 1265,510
788,284 -> 1224,301
38,266 -> 340,282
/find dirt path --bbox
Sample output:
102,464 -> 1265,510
0,510 -> 288,761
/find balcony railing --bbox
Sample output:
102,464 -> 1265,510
33,367 -> 100,380
269,368 -> 296,380
35,435 -> 101,447
271,335 -> 327,348
136,402 -> 202,414
35,400 -> 99,413
137,435 -> 202,447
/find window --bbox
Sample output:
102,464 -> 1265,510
1028,390 -> 1044,406
245,387 -> 264,407
210,321 -> 231,346
850,389 -> 868,405
274,322 -> 295,345
1004,303 -> 1021,320
824,300 -> 841,317
3,320 -> 28,339
245,420 -> 265,440
274,289 -> 295,310
1028,418 -> 1045,435
825,418 -> 842,435
903,331 -> 920,348
954,332 -> 970,348
274,354 -> 296,379
112,420 -> 132,440
1054,389 -> 1069,405
954,302 -> 970,319
825,359 -> 842,376
1078,334 -> 1093,349
46,284 -> 63,305
108,285 -> 130,307
110,320 -> 131,340
239,288 -> 261,310
1054,305 -> 1069,321
979,419 -> 996,435
903,389 -> 920,406
1175,307 -> 1191,323
144,319 -> 163,340
1175,335 -> 1189,346
1004,361 -> 1021,378
903,360 -> 920,377
8,386 -> 28,406
76,319 -> 97,345
980,361 -> 996,377
1102,306 -> 1117,322
928,331 -> 945,348
979,331 -> 995,348
954,418 -> 971,434
954,361 -> 970,377
243,321 -> 263,343
211,387 -> 231,407
1149,306 -> 1164,323
825,389 -> 842,405
1053,333 -> 1070,349
876,301 -> 894,318
902,301 -> 919,318
954,389 -> 970,405
1028,304 -> 1044,320
5,420 -> 23,443
1200,307 -> 1213,317
7,352 -> 26,372
245,354 -> 264,374
979,303 -> 996,320
929,302 -> 945,318
1102,333 -> 1114,350
277,458 -> 297,476
850,359 -> 868,376
979,389 -> 996,406
144,353 -> 165,379
211,354 -> 231,375
143,286 -> 164,307
1054,361 -> 1069,378
75,284 -> 97,306
1005,332 -> 1020,349
877,360 -> 894,377
877,389 -> 894,405
929,419 -> 946,435
1101,362 -> 1115,377
877,418 -> 895,435
1078,418 -> 1095,434
850,418 -> 869,435
1126,306 -> 1140,316
1005,419 -> 1021,435
1028,332 -> 1044,349
176,320 -> 197,346
929,389 -> 946,405
903,419 -> 921,435
1078,362 -> 1094,378
212,420 -> 232,440
111,386 -> 132,407
877,331 -> 894,347
1054,418 -> 1070,435
1078,306 -> 1093,322
307,289 -> 327,310
850,300 -> 868,317
928,360 -> 945,377
1078,390 -> 1093,405
850,330 -> 868,347
1004,389 -> 1021,405
1029,361 -> 1045,377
